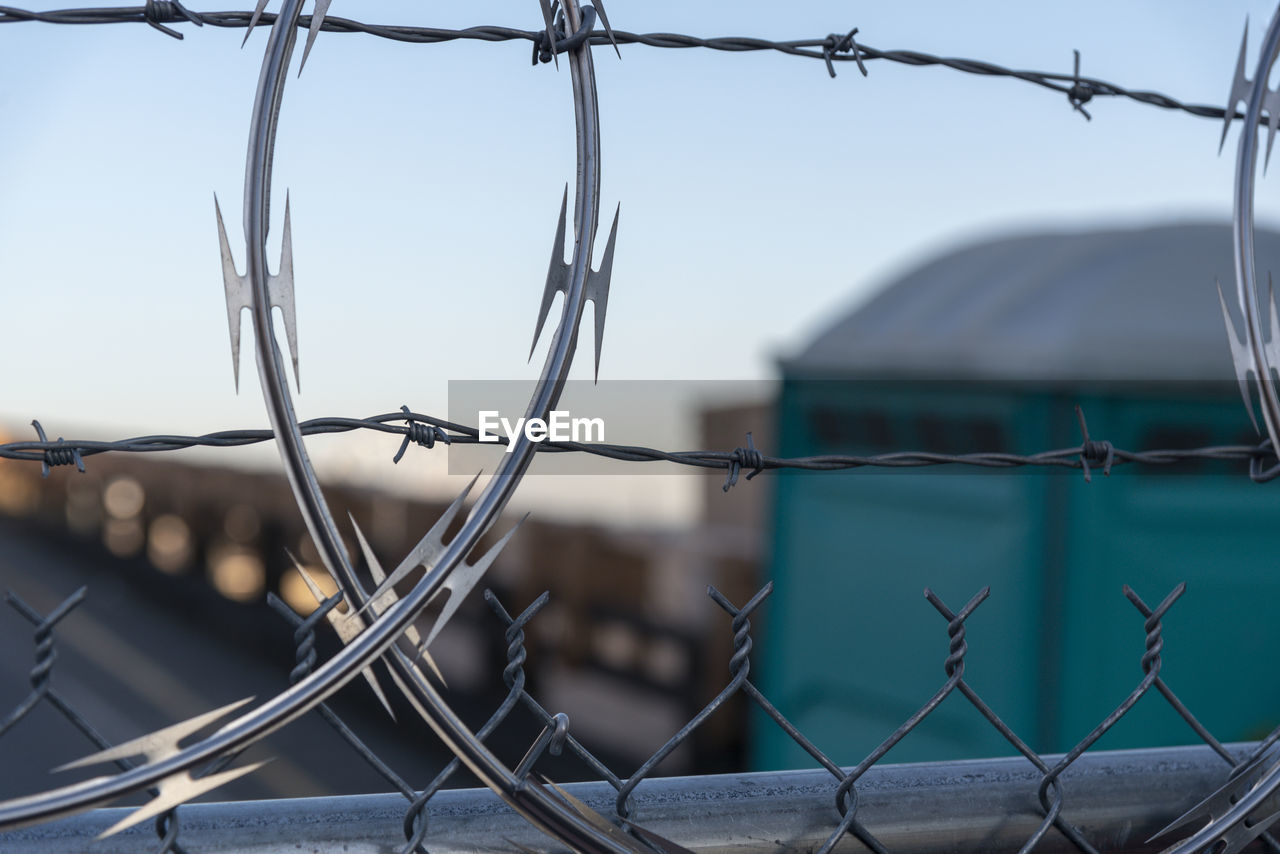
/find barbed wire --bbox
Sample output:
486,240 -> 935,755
4,409 -> 1278,491
0,4 -> 1245,124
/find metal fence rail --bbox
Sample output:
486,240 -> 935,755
3,576 -> 1275,853
3,2 -> 1279,852
0,743 -> 1259,854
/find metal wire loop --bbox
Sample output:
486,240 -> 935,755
393,405 -> 450,463
1075,405 -> 1113,482
722,432 -> 764,492
142,0 -> 202,40
533,4 -> 598,64
30,420 -> 85,478
1068,49 -> 1094,120
1249,439 -> 1280,482
823,27 -> 866,78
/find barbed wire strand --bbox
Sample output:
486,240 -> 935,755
2,409 -> 1275,486
0,5 -> 1250,124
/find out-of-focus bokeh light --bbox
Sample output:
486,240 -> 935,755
279,564 -> 339,616
147,513 -> 192,574
208,546 -> 265,602
103,477 -> 144,520
103,518 -> 144,557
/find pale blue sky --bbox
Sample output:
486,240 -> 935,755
2,1 -> 1278,522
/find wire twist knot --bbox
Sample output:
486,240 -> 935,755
1068,49 -> 1093,120
532,4 -> 598,64
709,582 -> 772,680
1125,583 -> 1183,677
1075,405 -> 1113,482
723,432 -> 764,492
823,27 -> 867,78
143,0 -> 202,39
943,613 -> 968,678
393,406 -> 450,464
488,589 -> 549,690
31,420 -> 85,478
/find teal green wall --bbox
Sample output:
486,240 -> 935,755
754,380 -> 1280,771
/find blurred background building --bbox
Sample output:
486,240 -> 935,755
756,222 -> 1280,768
2,222 -> 1278,796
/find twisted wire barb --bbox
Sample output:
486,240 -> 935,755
0,590 -> 189,854
3,409 -> 1274,480
0,4 -> 1250,123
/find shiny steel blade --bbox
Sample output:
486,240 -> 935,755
1159,755 -> 1280,854
97,761 -> 268,839
592,0 -> 621,59
1223,20 -> 1253,153
215,192 -> 300,392
537,0 -> 559,69
359,474 -> 480,610
215,194 -> 249,393
531,186 -> 571,360
418,516 -> 526,653
55,698 -> 255,770
530,187 -> 618,381
243,0 -> 271,46
1266,89 -> 1280,170
1151,751 -> 1274,842
288,556 -> 397,720
299,0 -> 332,72
349,516 -> 445,685
1219,278 -> 1261,432
585,203 -> 619,381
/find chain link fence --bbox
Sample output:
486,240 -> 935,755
0,3 -> 1276,852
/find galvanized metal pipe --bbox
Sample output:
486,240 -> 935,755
0,744 -> 1252,853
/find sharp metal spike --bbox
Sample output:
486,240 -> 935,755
299,0 -> 332,74
98,761 -> 269,839
1266,272 -> 1280,376
217,192 -> 299,392
359,474 -> 481,611
592,0 -> 621,59
545,775 -> 694,854
269,192 -> 301,391
1223,20 -> 1253,154
1219,279 -> 1261,432
539,777 -> 657,853
418,515 -> 526,654
531,186 -> 571,361
629,823 -> 698,854
289,556 -> 397,720
537,0 -> 559,69
585,204 -> 619,382
56,697 -> 255,771
215,195 -> 249,394
1266,88 -> 1280,172
1151,751 -> 1280,848
348,515 -> 445,686
243,0 -> 271,47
